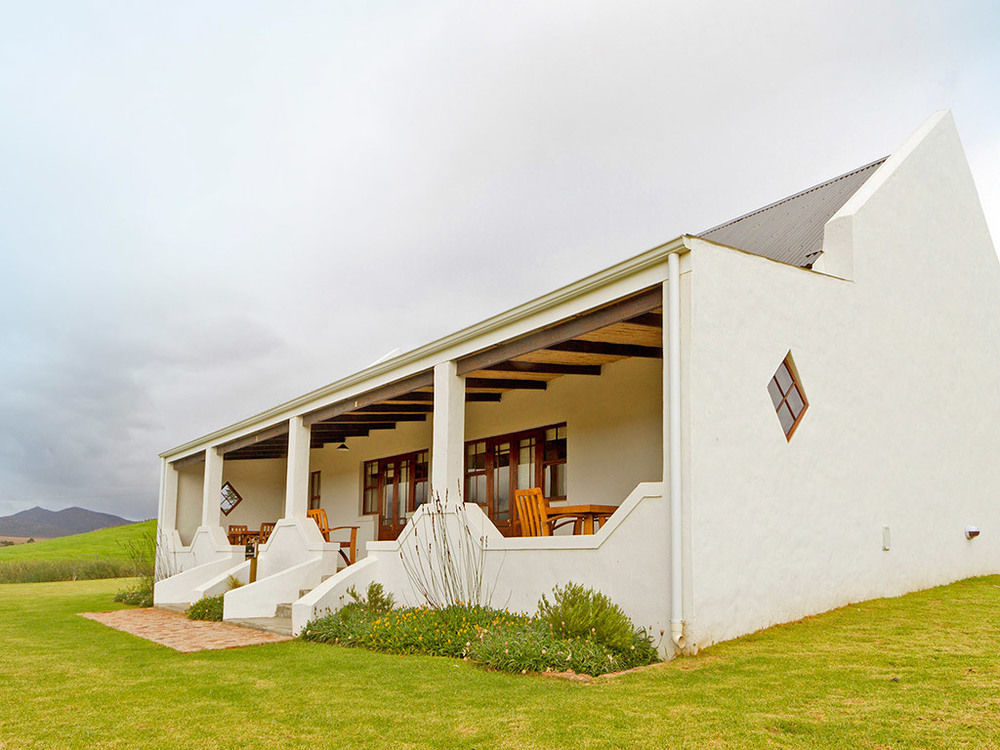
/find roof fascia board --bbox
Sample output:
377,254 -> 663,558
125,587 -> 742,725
161,236 -> 690,460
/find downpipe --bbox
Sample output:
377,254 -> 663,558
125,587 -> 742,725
667,251 -> 686,653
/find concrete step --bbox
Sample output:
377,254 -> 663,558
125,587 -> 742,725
298,573 -> 337,599
275,603 -> 292,619
157,603 -> 188,615
228,617 -> 293,637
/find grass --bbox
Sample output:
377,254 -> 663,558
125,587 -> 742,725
0,520 -> 155,582
0,519 -> 155,563
1,576 -> 999,748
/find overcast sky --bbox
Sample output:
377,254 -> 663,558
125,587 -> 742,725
1,1 -> 997,521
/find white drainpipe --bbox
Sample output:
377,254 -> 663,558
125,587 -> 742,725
668,251 -> 686,650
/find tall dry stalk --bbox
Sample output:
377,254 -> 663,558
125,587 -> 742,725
399,492 -> 497,608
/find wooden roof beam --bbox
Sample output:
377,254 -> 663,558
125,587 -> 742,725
546,340 -> 663,358
456,286 -> 662,375
464,378 -> 547,391
303,370 -> 433,426
481,362 -> 601,376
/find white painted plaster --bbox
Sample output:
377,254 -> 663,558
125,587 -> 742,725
284,416 -> 311,518
684,113 -> 1000,648
431,361 -> 465,501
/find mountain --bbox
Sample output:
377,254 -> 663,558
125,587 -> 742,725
0,506 -> 134,539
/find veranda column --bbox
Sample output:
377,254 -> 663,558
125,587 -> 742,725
201,447 -> 224,528
158,458 -> 179,537
431,360 -> 465,504
284,415 -> 311,518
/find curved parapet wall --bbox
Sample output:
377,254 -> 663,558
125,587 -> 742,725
294,482 -> 674,654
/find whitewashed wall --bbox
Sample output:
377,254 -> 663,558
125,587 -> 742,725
220,457 -> 287,529
175,462 -> 204,546
686,112 -> 1000,649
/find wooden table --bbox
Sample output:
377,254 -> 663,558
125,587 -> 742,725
546,504 -> 618,535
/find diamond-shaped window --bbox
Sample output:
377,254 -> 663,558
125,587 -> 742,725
768,353 -> 808,440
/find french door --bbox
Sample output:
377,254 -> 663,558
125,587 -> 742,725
465,425 -> 566,536
368,451 -> 428,541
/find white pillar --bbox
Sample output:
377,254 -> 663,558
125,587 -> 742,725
431,361 -> 465,504
201,447 -> 223,528
284,415 -> 311,518
159,458 -> 179,536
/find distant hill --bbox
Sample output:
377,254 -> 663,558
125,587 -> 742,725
0,506 -> 134,539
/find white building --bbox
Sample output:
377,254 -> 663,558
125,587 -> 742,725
154,111 -> 1000,657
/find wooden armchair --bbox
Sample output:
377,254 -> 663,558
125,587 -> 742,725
306,508 -> 359,566
513,488 -> 580,537
258,522 -> 276,544
227,525 -> 248,544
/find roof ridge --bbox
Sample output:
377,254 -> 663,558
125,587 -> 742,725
699,156 -> 888,236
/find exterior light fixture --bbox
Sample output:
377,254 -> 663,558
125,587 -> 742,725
965,526 -> 981,540
336,442 -> 349,452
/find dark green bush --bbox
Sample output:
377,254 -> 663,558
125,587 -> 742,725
187,594 -> 224,621
346,581 -> 395,612
538,582 -> 635,651
114,578 -> 153,607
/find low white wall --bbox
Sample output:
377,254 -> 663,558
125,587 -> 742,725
295,483 -> 674,655
154,553 -> 244,607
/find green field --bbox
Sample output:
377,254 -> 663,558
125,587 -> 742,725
1,575 -> 999,748
0,519 -> 155,562
0,520 -> 155,582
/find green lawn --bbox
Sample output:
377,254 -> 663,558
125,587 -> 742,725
0,520 -> 156,563
1,576 -> 999,748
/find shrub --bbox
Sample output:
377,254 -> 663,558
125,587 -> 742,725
346,581 -> 395,612
538,582 -> 635,651
187,594 -> 224,621
469,619 -> 639,675
302,581 -> 659,677
302,602 -> 529,658
114,578 -> 153,607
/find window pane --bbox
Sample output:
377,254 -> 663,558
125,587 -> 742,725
777,403 -> 795,434
786,386 -> 805,418
545,463 -> 566,498
767,377 -> 783,409
466,474 -> 486,506
382,464 -> 395,525
363,488 -> 377,515
775,362 -> 793,394
399,460 -> 411,513
544,435 -> 567,463
517,438 -> 536,489
494,443 -> 511,520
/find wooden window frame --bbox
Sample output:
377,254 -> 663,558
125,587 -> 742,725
464,423 -> 567,532
768,353 -> 808,441
361,449 -> 429,517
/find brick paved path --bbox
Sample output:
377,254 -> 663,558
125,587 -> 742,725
80,608 -> 293,653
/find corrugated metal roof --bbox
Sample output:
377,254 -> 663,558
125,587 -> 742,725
698,157 -> 887,268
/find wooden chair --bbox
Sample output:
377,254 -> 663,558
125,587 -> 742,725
307,508 -> 360,566
227,524 -> 248,544
513,488 -> 580,537
258,522 -> 276,544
